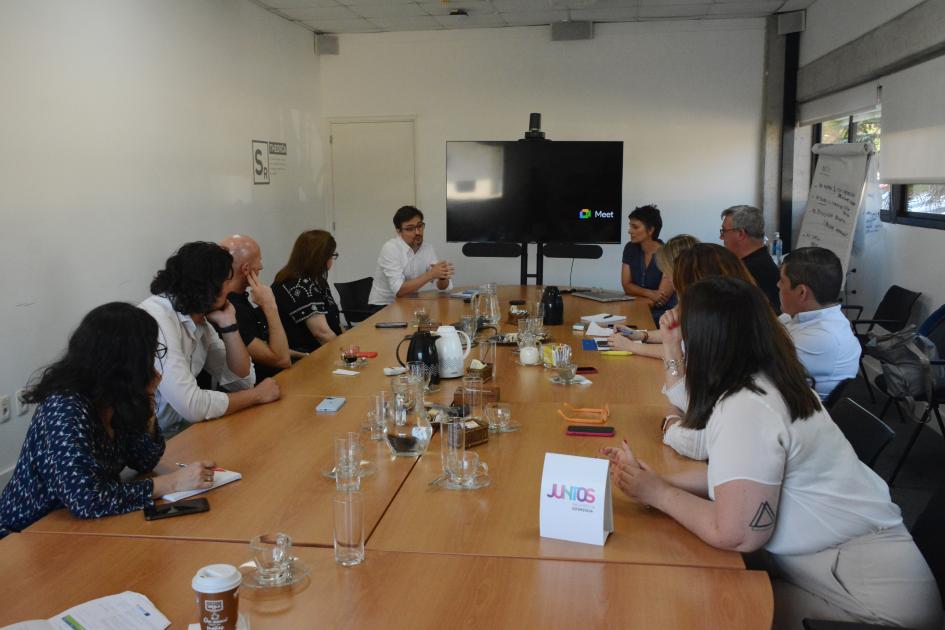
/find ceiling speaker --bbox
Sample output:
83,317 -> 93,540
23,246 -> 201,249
551,21 -> 594,41
315,34 -> 339,56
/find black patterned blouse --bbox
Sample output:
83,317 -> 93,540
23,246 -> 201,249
0,393 -> 164,537
272,277 -> 342,353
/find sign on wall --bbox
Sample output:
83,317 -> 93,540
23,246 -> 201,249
252,140 -> 288,185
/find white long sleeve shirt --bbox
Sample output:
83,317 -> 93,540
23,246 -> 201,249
368,237 -> 452,306
139,295 -> 255,434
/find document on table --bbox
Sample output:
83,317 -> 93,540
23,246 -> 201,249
584,322 -> 613,337
1,591 -> 170,630
580,313 -> 626,325
162,468 -> 241,502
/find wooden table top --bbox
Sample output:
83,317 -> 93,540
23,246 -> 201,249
368,401 -> 741,569
276,287 -> 667,407
0,534 -> 773,629
26,395 -> 416,546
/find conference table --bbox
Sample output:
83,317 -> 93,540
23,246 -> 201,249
10,286 -> 773,628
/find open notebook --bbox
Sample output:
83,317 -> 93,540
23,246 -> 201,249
162,468 -> 241,502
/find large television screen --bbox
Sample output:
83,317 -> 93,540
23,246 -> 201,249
446,140 -> 623,243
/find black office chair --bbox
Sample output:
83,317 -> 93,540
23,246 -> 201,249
843,285 -> 921,402
830,398 -> 896,469
824,378 -> 856,410
873,304 -> 945,485
334,277 -> 377,328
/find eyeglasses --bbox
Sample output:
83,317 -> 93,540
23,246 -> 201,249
719,227 -> 742,237
400,222 -> 425,233
331,252 -> 340,260
155,342 -> 168,371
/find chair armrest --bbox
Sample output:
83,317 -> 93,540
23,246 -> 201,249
841,304 -> 864,320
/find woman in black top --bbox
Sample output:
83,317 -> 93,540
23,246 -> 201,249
272,230 -> 343,353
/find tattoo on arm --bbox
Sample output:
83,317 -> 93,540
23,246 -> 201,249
749,501 -> 776,530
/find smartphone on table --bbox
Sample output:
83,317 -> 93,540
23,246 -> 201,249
144,498 -> 210,520
566,425 -> 615,437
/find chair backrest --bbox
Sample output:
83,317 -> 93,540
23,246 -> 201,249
919,304 -> 945,357
873,285 -> 922,332
830,398 -> 896,469
824,378 -> 855,409
911,474 -> 945,605
334,277 -> 374,324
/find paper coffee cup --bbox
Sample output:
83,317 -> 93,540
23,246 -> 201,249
193,564 -> 241,630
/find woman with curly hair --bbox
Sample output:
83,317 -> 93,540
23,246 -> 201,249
0,303 -> 215,537
140,242 -> 280,435
272,230 -> 343,353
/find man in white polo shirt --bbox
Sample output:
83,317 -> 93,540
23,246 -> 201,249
368,205 -> 455,306
778,246 -> 861,400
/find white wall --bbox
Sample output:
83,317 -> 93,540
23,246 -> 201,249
800,0 -> 925,66
320,20 -> 766,290
798,0 -> 945,322
0,0 -> 325,482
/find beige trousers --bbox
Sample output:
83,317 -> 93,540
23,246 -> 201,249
761,524 -> 942,630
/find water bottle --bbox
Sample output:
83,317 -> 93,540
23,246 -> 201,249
771,232 -> 783,265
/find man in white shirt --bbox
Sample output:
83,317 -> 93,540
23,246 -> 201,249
777,246 -> 861,400
141,242 -> 280,435
368,206 -> 454,306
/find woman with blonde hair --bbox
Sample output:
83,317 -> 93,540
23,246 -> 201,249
272,230 -> 342,353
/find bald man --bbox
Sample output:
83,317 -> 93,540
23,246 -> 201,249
219,235 -> 292,379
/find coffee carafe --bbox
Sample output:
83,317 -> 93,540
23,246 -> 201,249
541,286 -> 564,325
434,325 -> 472,379
396,330 -> 440,384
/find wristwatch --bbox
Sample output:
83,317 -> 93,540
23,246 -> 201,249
664,358 -> 680,377
216,323 -> 239,334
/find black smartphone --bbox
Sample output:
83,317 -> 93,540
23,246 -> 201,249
566,425 -> 615,437
576,366 -> 598,375
144,497 -> 210,520
375,322 -> 408,328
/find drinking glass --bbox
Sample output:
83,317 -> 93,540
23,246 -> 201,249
412,306 -> 430,327
341,344 -> 360,367
391,374 -> 422,411
461,374 -> 484,421
333,493 -> 364,567
407,361 -> 432,394
478,338 -> 496,380
442,419 -> 465,484
249,532 -> 293,585
335,432 -> 361,492
485,402 -> 512,432
371,391 -> 388,441
556,361 -> 578,384
529,301 -> 545,321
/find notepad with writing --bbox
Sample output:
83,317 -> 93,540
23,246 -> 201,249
161,468 -> 242,502
580,313 -> 626,325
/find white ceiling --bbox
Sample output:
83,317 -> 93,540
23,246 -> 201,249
252,0 -> 816,34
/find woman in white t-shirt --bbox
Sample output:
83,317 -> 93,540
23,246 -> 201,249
602,276 -> 942,630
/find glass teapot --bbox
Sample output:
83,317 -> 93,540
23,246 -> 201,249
471,283 -> 500,326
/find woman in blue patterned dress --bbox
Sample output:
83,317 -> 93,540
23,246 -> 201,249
0,303 -> 215,537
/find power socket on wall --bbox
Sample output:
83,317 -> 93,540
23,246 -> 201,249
15,389 -> 29,417
0,395 -> 10,424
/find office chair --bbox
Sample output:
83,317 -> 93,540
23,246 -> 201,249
824,378 -> 856,410
872,304 -> 945,485
843,285 -> 921,402
334,277 -> 377,328
830,398 -> 896,469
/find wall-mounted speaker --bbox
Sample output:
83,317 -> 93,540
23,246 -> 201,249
551,21 -> 594,41
315,34 -> 339,56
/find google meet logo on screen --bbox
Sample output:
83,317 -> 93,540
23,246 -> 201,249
579,208 -> 615,219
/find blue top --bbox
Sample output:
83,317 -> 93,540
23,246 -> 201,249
622,241 -> 677,323
0,393 -> 164,537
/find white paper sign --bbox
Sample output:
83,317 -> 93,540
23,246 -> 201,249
539,453 -> 613,546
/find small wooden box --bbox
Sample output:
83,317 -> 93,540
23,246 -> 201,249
461,418 -> 490,448
451,385 -> 501,406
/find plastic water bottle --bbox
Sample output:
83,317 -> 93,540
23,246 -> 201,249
771,232 -> 783,265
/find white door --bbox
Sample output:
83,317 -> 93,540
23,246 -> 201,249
329,120 -> 416,284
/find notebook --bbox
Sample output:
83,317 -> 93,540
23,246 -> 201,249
162,468 -> 242,502
572,290 -> 634,303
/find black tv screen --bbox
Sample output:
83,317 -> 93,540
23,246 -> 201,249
446,140 -> 623,243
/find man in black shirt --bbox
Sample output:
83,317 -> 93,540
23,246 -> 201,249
719,205 -> 781,313
220,235 -> 292,379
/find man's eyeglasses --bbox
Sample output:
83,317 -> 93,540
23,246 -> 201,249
400,222 -> 426,233
331,252 -> 340,260
719,227 -> 742,237
155,342 -> 168,370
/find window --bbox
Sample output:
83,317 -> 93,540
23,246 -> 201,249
815,110 -> 890,214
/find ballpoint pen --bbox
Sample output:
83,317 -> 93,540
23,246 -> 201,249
176,462 -> 226,472
600,350 -> 633,356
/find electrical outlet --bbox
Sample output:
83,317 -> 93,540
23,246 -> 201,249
15,388 -> 29,417
0,395 -> 10,424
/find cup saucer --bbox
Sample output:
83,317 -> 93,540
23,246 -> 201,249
335,358 -> 367,369
238,557 -> 311,589
320,460 -> 377,479
436,474 -> 491,491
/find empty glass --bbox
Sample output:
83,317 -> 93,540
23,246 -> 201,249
461,374 -> 484,421
478,338 -> 496,380
391,373 -> 422,411
485,402 -> 512,432
335,432 -> 362,492
333,493 -> 364,567
407,361 -> 433,394
371,392 -> 388,441
250,532 -> 293,586
556,361 -> 578,384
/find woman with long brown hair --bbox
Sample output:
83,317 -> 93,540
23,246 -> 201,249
272,230 -> 342,353
602,277 -> 941,630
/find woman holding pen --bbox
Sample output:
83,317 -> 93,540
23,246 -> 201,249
0,303 -> 215,538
